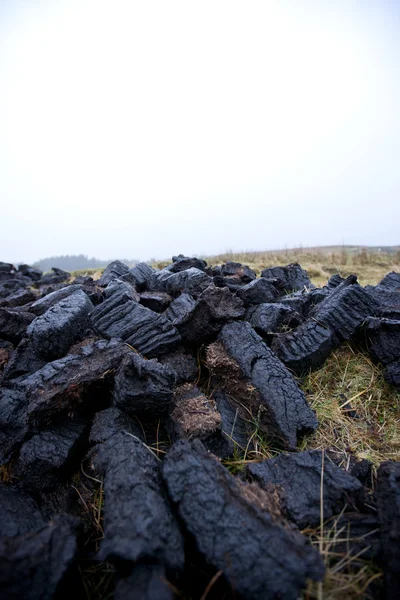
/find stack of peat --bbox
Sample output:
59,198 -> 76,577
0,257 -> 399,599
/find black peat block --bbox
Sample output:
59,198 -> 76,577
376,461 -> 400,599
90,414 -> 184,571
163,439 -> 324,600
247,450 -> 363,528
207,321 -> 318,449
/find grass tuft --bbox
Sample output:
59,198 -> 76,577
299,343 -> 400,466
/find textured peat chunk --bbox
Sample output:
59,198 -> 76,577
213,390 -> 254,454
0,281 -> 25,300
221,261 -> 257,283
326,273 -> 346,289
0,338 -> 46,383
278,287 -> 328,318
236,278 -> 279,306
365,317 -> 400,366
0,514 -> 79,600
147,269 -> 175,292
128,262 -> 155,291
378,271 -> 400,290
170,255 -> 207,272
271,320 -> 334,375
168,384 -> 225,450
212,274 -> 245,292
246,302 -> 302,338
0,261 -> 16,279
15,420 -> 87,491
173,286 -> 245,346
72,274 -> 93,284
98,260 -> 130,286
37,266 -> 70,286
139,291 -> 172,313
27,290 -> 93,360
13,338 -> 130,428
163,440 -> 324,600
209,321 -> 318,449
0,287 -> 37,308
0,484 -> 46,537
27,284 -> 83,315
0,388 -> 29,463
0,308 -> 35,344
103,278 -> 139,301
206,264 -> 222,277
17,264 -> 43,281
384,359 -> 400,390
0,340 -> 13,374
165,268 -> 211,297
261,263 -> 312,292
89,407 -> 144,444
312,281 -> 379,344
376,461 -> 400,599
115,563 -> 173,600
91,291 -> 180,357
247,450 -> 363,529
366,285 -> 400,309
90,431 -> 184,569
350,458 -> 374,488
113,353 -> 176,416
164,293 -> 196,325
159,349 -> 198,384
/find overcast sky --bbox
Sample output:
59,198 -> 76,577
0,0 -> 399,263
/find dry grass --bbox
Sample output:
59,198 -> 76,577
299,343 -> 400,466
71,462 -> 116,600
303,514 -> 383,600
0,463 -> 15,483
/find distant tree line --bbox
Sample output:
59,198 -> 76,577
32,254 -> 137,272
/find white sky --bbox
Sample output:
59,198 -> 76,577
0,0 -> 399,263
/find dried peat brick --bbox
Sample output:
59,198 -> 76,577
0,514 -> 79,600
90,428 -> 184,570
89,407 -> 144,445
162,439 -> 324,600
365,317 -> 400,366
0,484 -> 46,537
27,290 -> 93,360
271,320 -> 334,375
173,286 -> 245,346
15,419 -> 87,491
376,460 -> 400,599
247,450 -> 363,528
246,302 -> 302,338
312,280 -> 379,344
159,349 -> 199,384
91,291 -> 180,357
0,307 -> 35,344
261,263 -> 311,292
113,353 -> 176,417
235,277 -> 279,306
384,359 -> 400,389
208,321 -> 318,449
